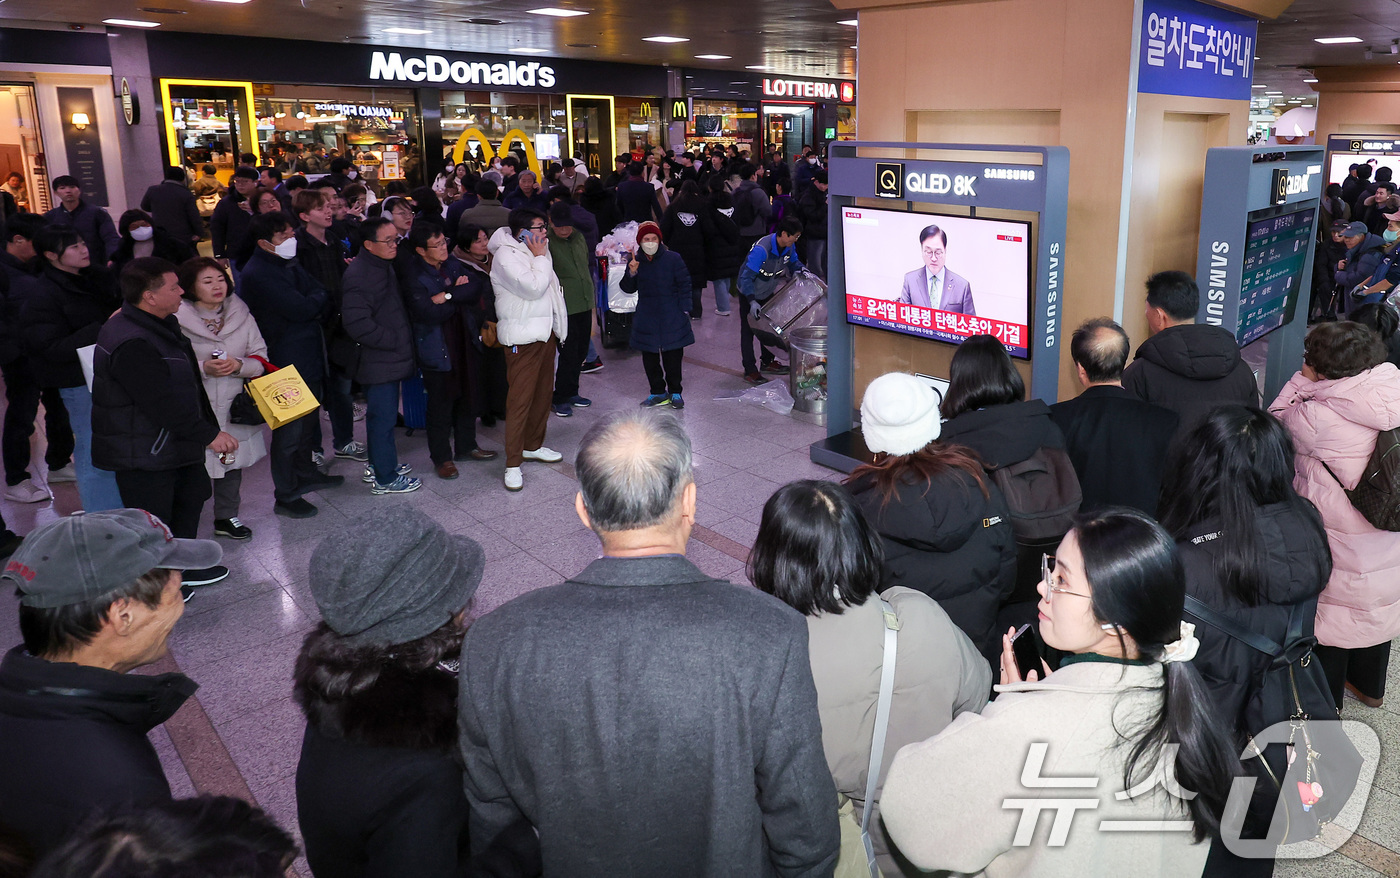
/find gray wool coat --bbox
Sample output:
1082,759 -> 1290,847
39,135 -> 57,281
458,554 -> 840,877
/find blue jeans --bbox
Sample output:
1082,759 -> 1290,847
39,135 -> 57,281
586,337 -> 599,363
58,385 -> 123,512
712,277 -> 733,313
364,382 -> 401,485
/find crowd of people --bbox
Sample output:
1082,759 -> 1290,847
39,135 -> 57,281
0,141 -> 831,556
0,144 -> 1392,878
0,256 -> 1388,878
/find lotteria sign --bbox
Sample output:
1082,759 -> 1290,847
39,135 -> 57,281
761,78 -> 856,103
370,51 -> 557,88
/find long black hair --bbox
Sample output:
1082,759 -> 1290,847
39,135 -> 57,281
748,480 -> 884,616
1075,509 -> 1236,842
941,334 -> 1025,419
1158,406 -> 1320,606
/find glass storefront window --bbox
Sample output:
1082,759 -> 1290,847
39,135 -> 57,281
617,97 -> 662,156
0,84 -> 50,212
686,99 -> 758,154
440,91 -> 567,171
249,85 -> 418,188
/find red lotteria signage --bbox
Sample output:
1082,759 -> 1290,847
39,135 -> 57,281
761,77 -> 856,103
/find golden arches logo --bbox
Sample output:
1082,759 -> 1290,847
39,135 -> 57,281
451,127 -> 543,178
671,99 -> 688,121
639,102 -> 653,118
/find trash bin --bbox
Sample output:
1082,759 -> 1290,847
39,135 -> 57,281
748,271 -> 828,350
787,326 -> 827,425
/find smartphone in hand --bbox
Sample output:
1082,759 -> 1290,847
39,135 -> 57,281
1010,624 -> 1043,680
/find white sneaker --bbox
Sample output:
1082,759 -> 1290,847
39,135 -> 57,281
362,463 -> 412,483
311,450 -> 326,469
521,446 -> 563,463
503,467 -> 523,492
4,479 -> 51,503
46,464 -> 77,483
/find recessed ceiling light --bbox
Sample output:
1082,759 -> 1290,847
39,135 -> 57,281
515,48 -> 551,53
695,54 -> 731,60
1315,36 -> 1362,44
465,18 -> 503,25
838,19 -> 858,26
529,7 -> 588,16
1304,78 -> 1318,82
643,35 -> 689,43
384,27 -> 430,34
566,42 -> 598,48
103,18 -> 160,27
201,0 -> 253,3
137,7 -> 186,13
850,45 -> 858,49
1264,91 -> 1282,95
1251,84 -> 1267,88
745,65 -> 774,70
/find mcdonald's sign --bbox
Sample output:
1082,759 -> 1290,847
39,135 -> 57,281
668,98 -> 689,123
639,101 -> 654,118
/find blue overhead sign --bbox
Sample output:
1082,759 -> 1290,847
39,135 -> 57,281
1139,0 -> 1257,102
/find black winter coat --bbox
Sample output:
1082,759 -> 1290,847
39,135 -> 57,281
0,251 -> 40,366
794,185 -> 828,241
941,399 -> 1066,469
1121,322 -> 1259,447
209,194 -> 253,260
1049,384 -> 1179,515
660,198 -> 714,285
238,247 -> 329,382
621,245 -> 694,353
580,190 -> 623,238
140,180 -> 204,244
23,263 -> 121,389
405,256 -> 484,373
92,304 -> 220,472
0,646 -> 196,858
109,228 -> 196,275
294,632 -> 486,878
616,177 -> 661,225
342,251 -> 415,385
704,197 -> 746,281
848,466 -> 1018,658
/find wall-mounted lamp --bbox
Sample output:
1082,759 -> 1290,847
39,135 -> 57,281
70,113 -> 90,130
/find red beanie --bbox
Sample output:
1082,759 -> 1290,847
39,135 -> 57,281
636,221 -> 662,242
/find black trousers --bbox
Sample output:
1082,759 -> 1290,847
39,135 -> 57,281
552,310 -> 592,404
1,358 -> 73,486
270,383 -> 325,504
115,463 -> 212,540
689,284 -> 705,317
1315,641 -> 1392,708
736,293 -> 780,374
422,368 -> 478,465
642,348 -> 684,395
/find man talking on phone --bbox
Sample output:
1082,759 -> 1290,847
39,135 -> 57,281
488,208 -> 570,493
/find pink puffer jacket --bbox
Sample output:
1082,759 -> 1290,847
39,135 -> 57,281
1270,364 -> 1400,649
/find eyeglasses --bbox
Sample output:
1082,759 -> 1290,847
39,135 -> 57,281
528,223 -> 547,232
372,237 -> 398,247
1042,554 -> 1092,604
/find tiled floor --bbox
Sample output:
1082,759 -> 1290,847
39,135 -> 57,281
1,300 -> 1397,877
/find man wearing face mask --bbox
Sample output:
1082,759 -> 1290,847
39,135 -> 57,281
793,147 -> 820,196
237,212 -> 342,518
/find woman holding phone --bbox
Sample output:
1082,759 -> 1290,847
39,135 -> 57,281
880,509 -> 1236,877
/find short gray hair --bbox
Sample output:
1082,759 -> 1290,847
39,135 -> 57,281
576,410 -> 693,532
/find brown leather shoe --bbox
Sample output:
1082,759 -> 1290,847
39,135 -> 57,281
456,447 -> 498,461
435,461 -> 460,480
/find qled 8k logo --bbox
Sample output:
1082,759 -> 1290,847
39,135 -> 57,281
875,162 -> 904,198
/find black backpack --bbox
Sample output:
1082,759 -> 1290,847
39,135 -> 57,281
1321,427 -> 1400,531
986,446 -> 1081,544
1184,596 -> 1362,845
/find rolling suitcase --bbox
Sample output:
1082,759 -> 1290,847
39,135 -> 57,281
400,372 -> 428,434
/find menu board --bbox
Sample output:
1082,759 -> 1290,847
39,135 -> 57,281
1237,206 -> 1315,345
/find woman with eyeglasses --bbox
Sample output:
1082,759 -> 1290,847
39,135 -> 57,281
1158,405 -> 1331,878
880,508 -> 1236,877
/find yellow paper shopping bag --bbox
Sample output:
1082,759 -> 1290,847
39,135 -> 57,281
249,364 -> 319,429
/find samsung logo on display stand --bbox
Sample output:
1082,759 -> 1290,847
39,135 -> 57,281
370,51 -> 557,88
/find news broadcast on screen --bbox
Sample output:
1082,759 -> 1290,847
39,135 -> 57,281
840,206 -> 1033,358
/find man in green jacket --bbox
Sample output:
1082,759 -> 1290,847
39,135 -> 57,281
547,202 -> 595,418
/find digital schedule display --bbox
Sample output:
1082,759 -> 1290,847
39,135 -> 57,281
1236,206 -> 1315,346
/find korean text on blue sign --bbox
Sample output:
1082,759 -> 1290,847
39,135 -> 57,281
1139,0 -> 1258,102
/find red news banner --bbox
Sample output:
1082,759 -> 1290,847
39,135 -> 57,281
846,294 -> 1029,356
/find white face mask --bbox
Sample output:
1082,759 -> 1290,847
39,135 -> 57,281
129,226 -> 154,242
273,237 -> 298,259
640,241 -> 659,256
807,157 -> 818,164
348,170 -> 358,180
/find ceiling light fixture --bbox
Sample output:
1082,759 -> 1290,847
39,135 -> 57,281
1314,36 -> 1362,44
514,48 -> 551,53
1251,84 -> 1266,88
745,65 -> 774,70
1304,78 -> 1319,82
384,27 -> 430,35
695,54 -> 731,60
1264,91 -> 1282,95
103,18 -> 160,27
201,0 -> 253,4
465,18 -> 503,25
838,19 -> 857,26
643,35 -> 689,43
528,7 -> 588,16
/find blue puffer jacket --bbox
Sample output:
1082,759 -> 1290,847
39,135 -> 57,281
621,244 -> 694,353
404,255 -> 484,372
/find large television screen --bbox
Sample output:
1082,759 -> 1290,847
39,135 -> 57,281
841,206 -> 1032,358
1236,205 -> 1316,346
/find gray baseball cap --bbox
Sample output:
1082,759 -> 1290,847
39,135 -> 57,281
3,509 -> 223,609
1344,221 -> 1370,238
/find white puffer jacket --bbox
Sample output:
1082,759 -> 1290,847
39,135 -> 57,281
488,226 -> 568,347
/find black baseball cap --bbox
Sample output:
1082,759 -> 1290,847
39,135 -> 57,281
3,510 -> 222,609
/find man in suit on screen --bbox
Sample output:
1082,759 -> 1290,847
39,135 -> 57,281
896,224 -> 976,314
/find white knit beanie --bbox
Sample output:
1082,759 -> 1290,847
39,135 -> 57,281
860,372 -> 942,456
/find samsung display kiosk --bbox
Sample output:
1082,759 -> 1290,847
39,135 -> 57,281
812,140 -> 1071,472
1194,145 -> 1322,404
